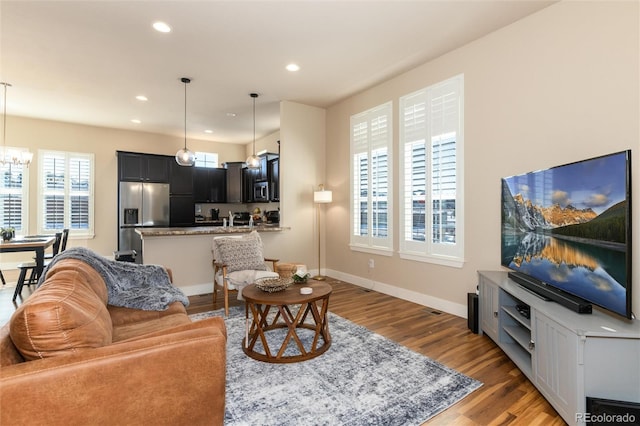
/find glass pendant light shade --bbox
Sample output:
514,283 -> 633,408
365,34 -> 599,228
246,93 -> 260,169
246,154 -> 260,169
176,148 -> 195,166
175,77 -> 195,167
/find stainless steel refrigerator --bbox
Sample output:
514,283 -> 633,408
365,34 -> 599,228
118,182 -> 170,263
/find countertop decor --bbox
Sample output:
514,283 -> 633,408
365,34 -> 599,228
255,277 -> 292,293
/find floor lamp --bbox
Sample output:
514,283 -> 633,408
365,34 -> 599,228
313,184 -> 332,280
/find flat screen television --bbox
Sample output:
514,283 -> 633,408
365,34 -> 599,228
501,150 -> 632,319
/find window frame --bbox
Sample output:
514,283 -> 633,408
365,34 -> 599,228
195,152 -> 219,168
349,101 -> 393,256
399,75 -> 465,267
37,150 -> 95,238
0,152 -> 29,236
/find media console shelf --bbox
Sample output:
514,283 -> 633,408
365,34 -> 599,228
478,271 -> 640,426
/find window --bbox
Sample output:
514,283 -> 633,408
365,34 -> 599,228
38,150 -> 94,237
399,75 -> 464,267
195,152 -> 219,168
0,155 -> 29,235
350,102 -> 393,254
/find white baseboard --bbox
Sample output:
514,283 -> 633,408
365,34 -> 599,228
178,282 -> 214,297
326,268 -> 468,319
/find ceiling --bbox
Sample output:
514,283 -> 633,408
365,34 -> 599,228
1,0 -> 555,145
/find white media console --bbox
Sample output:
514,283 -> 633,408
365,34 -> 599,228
478,271 -> 640,425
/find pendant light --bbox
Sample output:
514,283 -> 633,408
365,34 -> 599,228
175,77 -> 195,166
0,82 -> 33,167
245,93 -> 260,169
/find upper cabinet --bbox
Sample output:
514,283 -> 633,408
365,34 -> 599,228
193,167 -> 227,203
118,152 -> 170,183
255,152 -> 279,182
224,162 -> 244,204
268,158 -> 279,202
169,161 -> 194,195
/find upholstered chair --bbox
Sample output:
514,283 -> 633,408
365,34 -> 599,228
212,231 -> 279,316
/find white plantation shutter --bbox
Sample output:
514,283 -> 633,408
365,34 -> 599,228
38,150 -> 94,237
352,118 -> 368,238
0,159 -> 28,234
399,75 -> 464,267
42,152 -> 65,230
69,156 -> 91,230
350,102 -> 392,253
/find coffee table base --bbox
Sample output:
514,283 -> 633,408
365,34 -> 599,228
243,297 -> 331,363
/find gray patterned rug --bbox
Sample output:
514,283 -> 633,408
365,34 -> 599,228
190,307 -> 482,426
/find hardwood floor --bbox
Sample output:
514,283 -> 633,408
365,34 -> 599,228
1,272 -> 566,425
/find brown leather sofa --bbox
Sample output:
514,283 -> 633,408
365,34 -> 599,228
0,258 -> 227,425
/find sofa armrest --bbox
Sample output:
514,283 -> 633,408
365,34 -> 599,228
1,317 -> 227,426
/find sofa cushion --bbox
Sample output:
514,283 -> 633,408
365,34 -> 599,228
9,259 -> 113,360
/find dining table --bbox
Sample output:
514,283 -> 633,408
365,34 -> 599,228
0,235 -> 57,283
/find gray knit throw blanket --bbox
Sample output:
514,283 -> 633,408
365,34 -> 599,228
37,247 -> 189,311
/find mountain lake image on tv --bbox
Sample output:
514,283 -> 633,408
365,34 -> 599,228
501,150 -> 632,319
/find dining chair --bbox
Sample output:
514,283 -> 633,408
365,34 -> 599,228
42,228 -> 69,260
13,232 -> 63,301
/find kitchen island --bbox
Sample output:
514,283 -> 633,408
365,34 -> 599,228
136,225 -> 289,296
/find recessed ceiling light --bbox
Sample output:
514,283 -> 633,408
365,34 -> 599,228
131,119 -> 141,124
204,129 -> 213,134
135,95 -> 148,102
153,21 -> 171,33
286,63 -> 300,72
226,112 -> 237,117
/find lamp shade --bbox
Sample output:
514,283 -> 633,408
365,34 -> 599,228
175,148 -> 195,166
246,154 -> 260,169
314,189 -> 332,204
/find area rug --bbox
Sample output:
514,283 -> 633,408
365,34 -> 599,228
190,307 -> 482,426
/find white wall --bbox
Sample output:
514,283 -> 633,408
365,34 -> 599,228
325,1 -> 640,317
277,101 -> 327,272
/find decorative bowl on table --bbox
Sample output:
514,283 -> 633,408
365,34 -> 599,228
255,277 -> 292,293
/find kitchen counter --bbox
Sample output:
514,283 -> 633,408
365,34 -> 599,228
135,225 -> 289,297
136,225 -> 287,237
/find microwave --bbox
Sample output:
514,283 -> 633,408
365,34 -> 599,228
253,181 -> 269,202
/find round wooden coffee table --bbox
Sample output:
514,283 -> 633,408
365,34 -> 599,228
242,280 -> 332,363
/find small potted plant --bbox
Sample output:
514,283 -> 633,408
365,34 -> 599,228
1,227 -> 15,242
292,267 -> 310,284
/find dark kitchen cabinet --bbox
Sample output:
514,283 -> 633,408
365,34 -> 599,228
243,167 -> 258,202
242,154 -> 279,203
224,162 -> 244,203
170,195 -> 194,226
118,152 -> 170,183
169,161 -> 193,195
194,167 -> 227,203
254,153 -> 279,182
268,158 -> 279,201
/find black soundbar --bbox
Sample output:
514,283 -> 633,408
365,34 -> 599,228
508,272 -> 592,314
